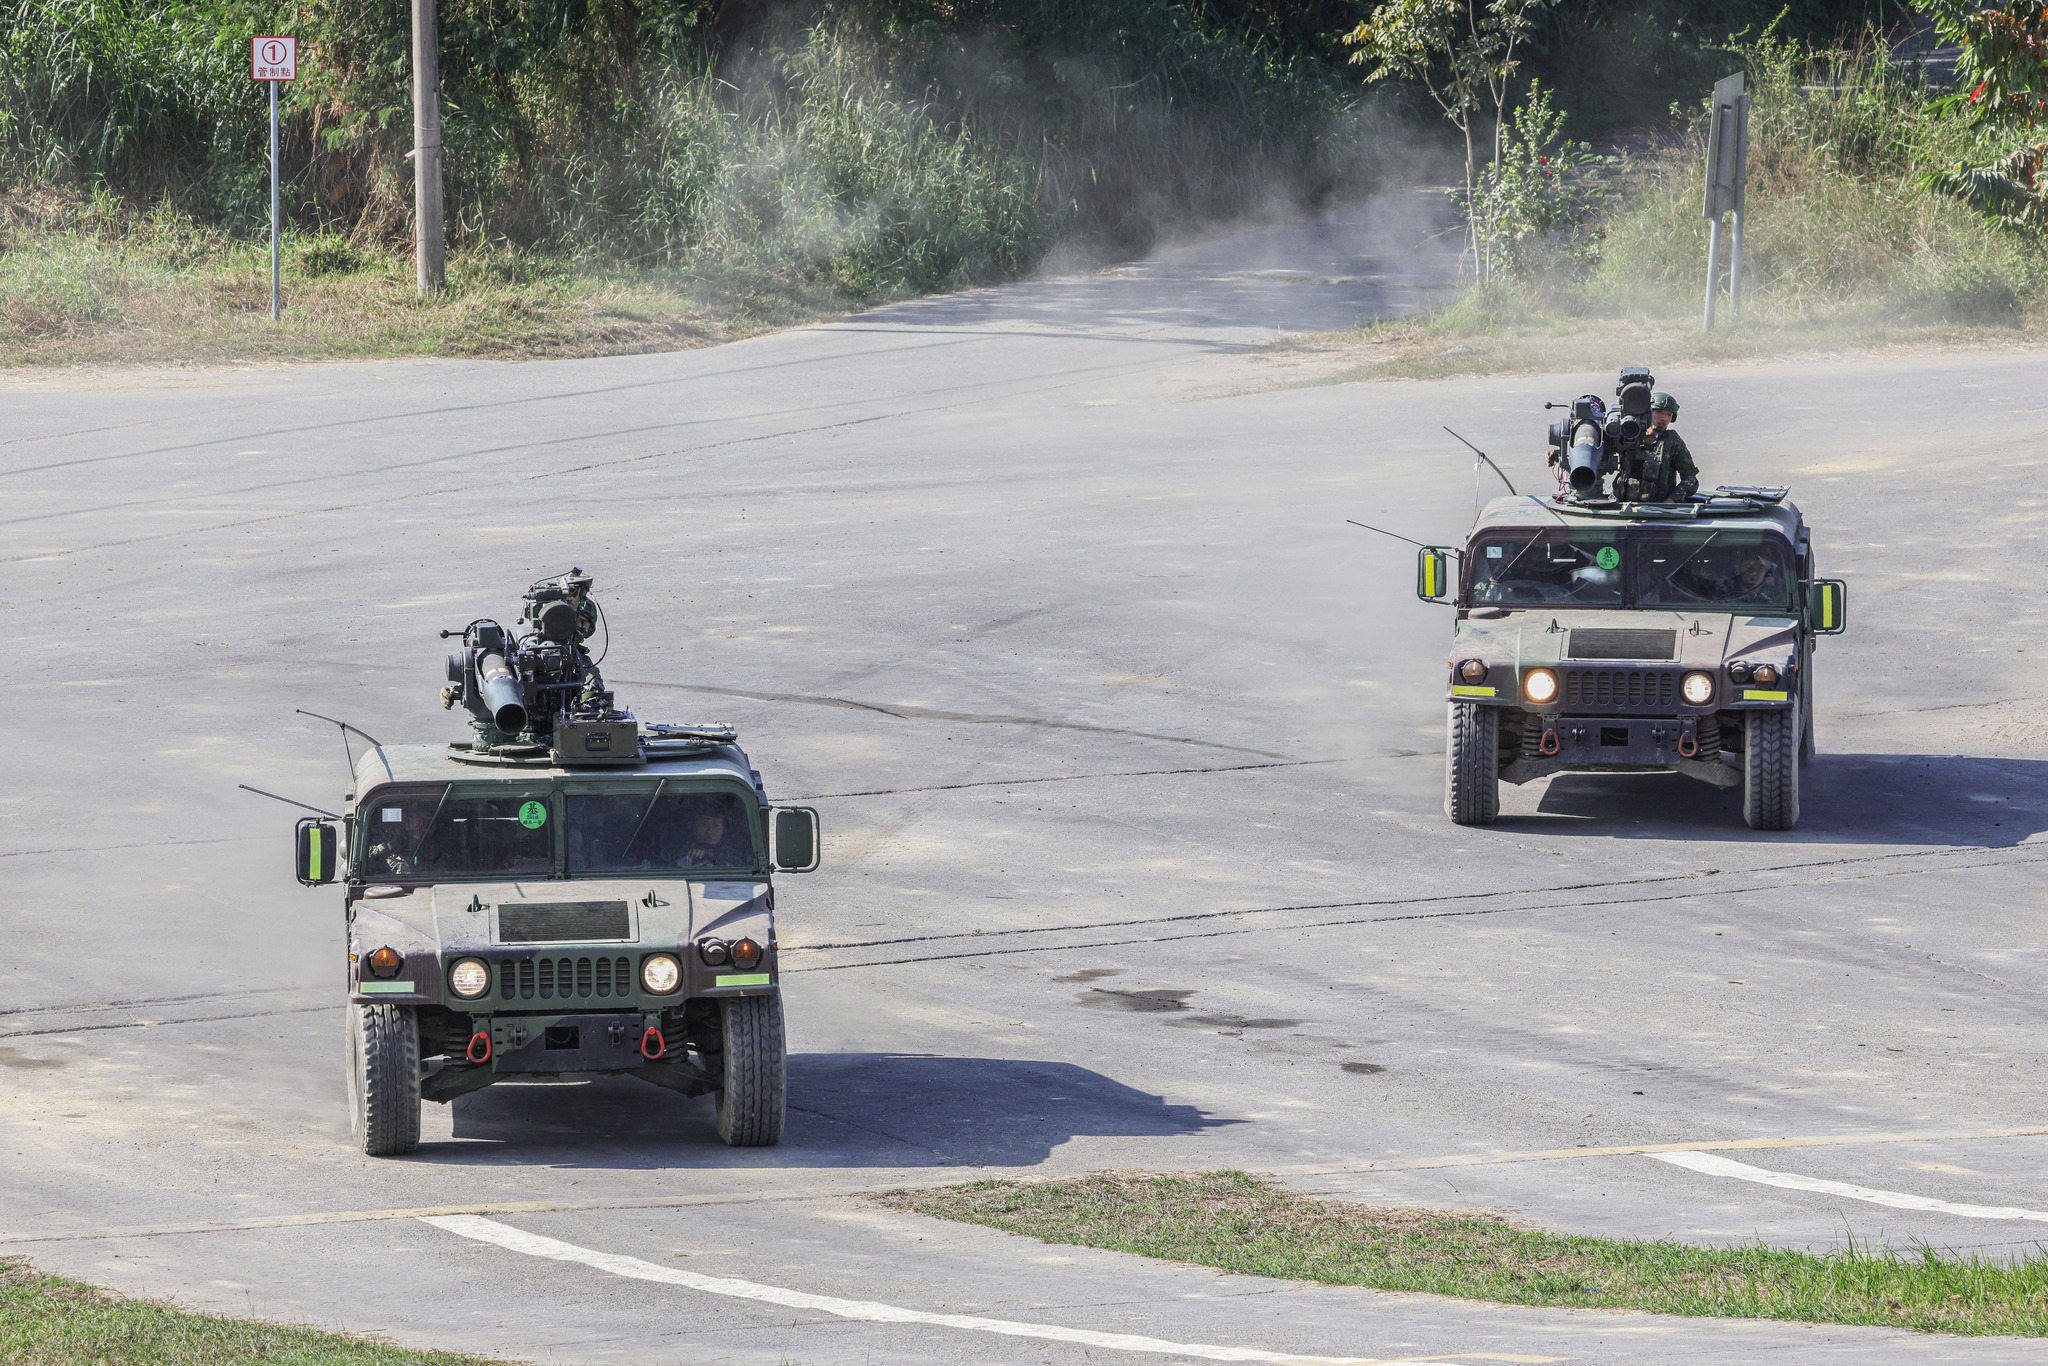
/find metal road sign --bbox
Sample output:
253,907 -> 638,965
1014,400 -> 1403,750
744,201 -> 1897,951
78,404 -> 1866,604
252,36 -> 297,321
252,36 -> 297,82
1702,71 -> 1749,221
1701,71 -> 1750,330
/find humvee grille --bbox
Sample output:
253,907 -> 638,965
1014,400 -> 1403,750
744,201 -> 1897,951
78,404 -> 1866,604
498,955 -> 636,1001
1561,667 -> 1677,711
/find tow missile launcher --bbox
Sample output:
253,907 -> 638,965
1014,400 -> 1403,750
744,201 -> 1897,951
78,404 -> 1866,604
439,568 -> 641,765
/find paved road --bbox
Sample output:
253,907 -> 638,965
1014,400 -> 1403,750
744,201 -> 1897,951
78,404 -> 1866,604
6,199 -> 2048,1363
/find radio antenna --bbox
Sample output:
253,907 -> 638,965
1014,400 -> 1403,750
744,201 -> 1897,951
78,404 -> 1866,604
1444,427 -> 1517,496
297,709 -> 382,773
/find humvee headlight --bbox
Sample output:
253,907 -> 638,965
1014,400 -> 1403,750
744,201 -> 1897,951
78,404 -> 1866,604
1681,672 -> 1715,705
366,946 -> 404,980
641,954 -> 682,994
1751,663 -> 1781,687
1521,668 -> 1559,705
697,938 -> 730,967
731,937 -> 765,972
1457,658 -> 1488,683
448,958 -> 491,999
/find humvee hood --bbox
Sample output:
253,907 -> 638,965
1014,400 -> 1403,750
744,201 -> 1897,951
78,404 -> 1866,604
1455,609 -> 1798,670
423,879 -> 770,953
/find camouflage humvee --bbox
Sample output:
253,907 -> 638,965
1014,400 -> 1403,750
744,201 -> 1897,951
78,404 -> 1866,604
1415,490 -> 1847,830
292,571 -> 818,1155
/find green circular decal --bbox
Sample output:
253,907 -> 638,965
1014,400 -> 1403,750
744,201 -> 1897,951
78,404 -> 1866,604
517,800 -> 548,829
1595,545 -> 1621,570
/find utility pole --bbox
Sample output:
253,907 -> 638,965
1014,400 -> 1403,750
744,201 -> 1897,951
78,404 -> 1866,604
411,0 -> 445,294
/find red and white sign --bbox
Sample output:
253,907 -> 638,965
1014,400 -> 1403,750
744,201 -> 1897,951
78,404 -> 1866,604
252,36 -> 297,82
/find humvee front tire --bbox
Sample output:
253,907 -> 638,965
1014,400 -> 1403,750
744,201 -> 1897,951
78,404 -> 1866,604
715,994 -> 786,1147
347,1003 -> 421,1156
1445,702 -> 1500,826
1743,706 -> 1801,831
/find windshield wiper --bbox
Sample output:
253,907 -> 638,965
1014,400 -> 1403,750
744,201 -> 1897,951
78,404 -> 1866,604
620,778 -> 669,860
1647,531 -> 1723,597
407,786 -> 455,867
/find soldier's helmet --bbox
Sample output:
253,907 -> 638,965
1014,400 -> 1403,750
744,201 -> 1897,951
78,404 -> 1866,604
1650,390 -> 1679,414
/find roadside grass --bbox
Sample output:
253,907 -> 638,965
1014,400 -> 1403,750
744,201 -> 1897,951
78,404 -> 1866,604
0,1256 -> 505,1365
881,1171 -> 2048,1337
0,193 -> 848,366
1286,299 -> 2048,386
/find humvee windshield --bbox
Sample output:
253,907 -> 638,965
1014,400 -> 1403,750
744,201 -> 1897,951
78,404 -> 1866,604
357,784 -> 758,880
1633,531 -> 1795,610
1469,532 -> 1624,605
566,789 -> 756,873
360,789 -> 552,880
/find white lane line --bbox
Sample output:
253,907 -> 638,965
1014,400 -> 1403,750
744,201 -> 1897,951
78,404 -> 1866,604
419,1215 -> 1552,1365
1647,1151 -> 2048,1222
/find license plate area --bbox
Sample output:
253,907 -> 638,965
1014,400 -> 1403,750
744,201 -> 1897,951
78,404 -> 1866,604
491,1012 -> 644,1073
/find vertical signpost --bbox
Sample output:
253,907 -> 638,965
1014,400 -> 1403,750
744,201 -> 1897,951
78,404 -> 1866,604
251,36 -> 297,322
1701,71 -> 1749,331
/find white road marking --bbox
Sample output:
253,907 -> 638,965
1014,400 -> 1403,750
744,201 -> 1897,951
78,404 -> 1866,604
419,1214 -> 1552,1365
1647,1150 -> 2048,1222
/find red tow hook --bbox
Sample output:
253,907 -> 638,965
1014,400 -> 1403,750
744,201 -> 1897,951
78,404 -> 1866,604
465,1031 -> 492,1064
640,1026 -> 667,1061
1678,734 -> 1699,759
1539,726 -> 1560,757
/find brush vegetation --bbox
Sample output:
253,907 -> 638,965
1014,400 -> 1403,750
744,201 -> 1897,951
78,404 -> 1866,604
0,1256 -> 506,1365
885,1171 -> 2048,1337
1325,29 -> 2048,379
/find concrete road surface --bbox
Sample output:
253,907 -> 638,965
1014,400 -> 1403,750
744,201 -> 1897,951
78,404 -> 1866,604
6,197 -> 2048,1363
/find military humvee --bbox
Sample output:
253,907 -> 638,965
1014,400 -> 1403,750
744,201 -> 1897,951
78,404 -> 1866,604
1416,490 -> 1847,830
292,570 -> 819,1156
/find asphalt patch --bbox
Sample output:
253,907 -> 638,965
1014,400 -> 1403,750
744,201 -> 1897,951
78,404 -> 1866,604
1079,988 -> 1194,1013
1340,1061 -> 1388,1075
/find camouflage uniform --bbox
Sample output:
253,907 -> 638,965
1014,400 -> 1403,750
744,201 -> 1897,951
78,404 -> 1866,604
1615,391 -> 1698,502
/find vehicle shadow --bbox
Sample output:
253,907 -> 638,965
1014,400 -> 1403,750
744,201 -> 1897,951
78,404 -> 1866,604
1515,753 -> 2048,847
431,1052 -> 1235,1168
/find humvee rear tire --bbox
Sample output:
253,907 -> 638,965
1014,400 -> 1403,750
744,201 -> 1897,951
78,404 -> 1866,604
715,994 -> 786,1147
1743,706 -> 1801,831
1444,702 -> 1500,826
347,1003 -> 421,1157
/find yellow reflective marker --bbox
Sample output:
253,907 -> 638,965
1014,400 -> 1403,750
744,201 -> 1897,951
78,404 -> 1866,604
717,973 -> 772,988
359,981 -> 414,994
308,831 -> 322,882
1743,689 -> 1789,702
1451,685 -> 1498,697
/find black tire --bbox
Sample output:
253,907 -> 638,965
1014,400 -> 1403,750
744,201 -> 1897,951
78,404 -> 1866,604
347,1003 -> 421,1156
715,994 -> 786,1146
1444,702 -> 1500,826
1743,706 -> 1801,831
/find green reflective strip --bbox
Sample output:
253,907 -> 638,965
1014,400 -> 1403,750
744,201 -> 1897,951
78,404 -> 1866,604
358,981 -> 415,994
1451,685 -> 1497,697
307,832 -> 321,882
1743,689 -> 1789,702
716,973 -> 772,988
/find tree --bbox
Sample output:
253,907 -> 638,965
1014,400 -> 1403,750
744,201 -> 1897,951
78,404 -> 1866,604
1343,0 -> 1548,274
1922,0 -> 2048,232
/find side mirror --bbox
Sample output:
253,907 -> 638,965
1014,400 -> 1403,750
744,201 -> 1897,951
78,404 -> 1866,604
1809,578 -> 1847,634
770,807 -> 820,872
296,818 -> 338,886
1416,546 -> 1454,602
